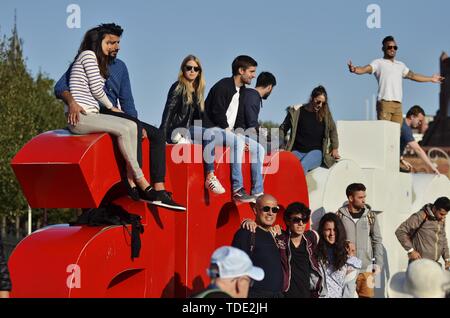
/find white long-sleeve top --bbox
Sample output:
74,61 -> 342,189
68,50 -> 113,114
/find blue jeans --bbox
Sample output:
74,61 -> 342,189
292,150 -> 322,173
190,126 -> 264,194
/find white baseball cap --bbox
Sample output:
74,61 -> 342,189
387,259 -> 450,298
208,246 -> 265,281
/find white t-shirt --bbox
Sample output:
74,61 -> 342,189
370,58 -> 410,103
225,87 -> 240,128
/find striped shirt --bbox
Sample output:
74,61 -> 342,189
68,50 -> 113,114
55,58 -> 138,118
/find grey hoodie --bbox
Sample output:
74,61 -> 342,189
337,205 -> 384,271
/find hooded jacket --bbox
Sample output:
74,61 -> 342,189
279,104 -> 339,168
337,204 -> 384,271
395,204 -> 449,262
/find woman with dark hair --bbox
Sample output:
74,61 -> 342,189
315,213 -> 361,298
160,55 -> 225,195
66,28 -> 185,209
279,85 -> 340,173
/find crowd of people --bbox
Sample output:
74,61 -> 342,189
0,23 -> 449,299
196,193 -> 449,298
54,24 -> 443,204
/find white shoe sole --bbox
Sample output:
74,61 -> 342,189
233,197 -> 256,204
207,187 -> 226,195
140,199 -> 186,211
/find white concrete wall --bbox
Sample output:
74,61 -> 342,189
337,120 -> 400,172
307,120 -> 450,297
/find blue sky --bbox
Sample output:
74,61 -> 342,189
1,0 -> 449,126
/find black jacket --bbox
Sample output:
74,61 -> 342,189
159,81 -> 211,142
204,77 -> 246,129
277,230 -> 322,298
243,88 -> 262,130
0,233 -> 12,292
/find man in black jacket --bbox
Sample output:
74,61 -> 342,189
0,233 -> 12,298
232,194 -> 284,297
204,55 -> 265,203
243,72 -> 277,150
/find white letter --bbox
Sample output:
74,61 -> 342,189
66,4 -> 81,29
66,264 -> 81,288
366,4 -> 381,29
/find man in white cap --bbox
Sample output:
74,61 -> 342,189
193,246 -> 265,298
387,259 -> 450,298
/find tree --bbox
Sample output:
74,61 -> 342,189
0,20 -> 70,236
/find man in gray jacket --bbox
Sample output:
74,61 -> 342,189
395,196 -> 449,270
336,183 -> 383,298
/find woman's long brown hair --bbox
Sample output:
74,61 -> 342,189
74,27 -> 109,79
309,85 -> 329,122
176,55 -> 206,111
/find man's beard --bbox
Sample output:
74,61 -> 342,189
262,93 -> 271,100
109,51 -> 119,60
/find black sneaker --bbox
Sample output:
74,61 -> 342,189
233,188 -> 255,203
140,187 -> 186,211
127,186 -> 140,201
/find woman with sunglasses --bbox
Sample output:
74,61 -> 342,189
315,213 -> 361,298
279,85 -> 340,173
160,55 -> 225,195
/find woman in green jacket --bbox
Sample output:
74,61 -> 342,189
279,85 -> 340,172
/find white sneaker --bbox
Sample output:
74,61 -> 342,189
252,192 -> 264,202
205,176 -> 226,194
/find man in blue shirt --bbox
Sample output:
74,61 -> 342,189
400,105 -> 439,174
54,23 -> 184,210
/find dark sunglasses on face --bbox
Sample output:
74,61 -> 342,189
315,100 -> 325,106
260,206 -> 280,213
185,65 -> 200,72
291,216 -> 309,224
385,45 -> 398,51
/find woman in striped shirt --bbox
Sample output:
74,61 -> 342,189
67,28 -> 156,202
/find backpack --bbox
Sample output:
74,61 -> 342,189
411,211 -> 429,239
71,204 -> 144,260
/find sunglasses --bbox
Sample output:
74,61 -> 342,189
291,216 -> 309,224
260,206 -> 280,213
185,65 -> 200,72
315,100 -> 325,106
385,45 -> 398,51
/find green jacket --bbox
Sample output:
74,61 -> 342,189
279,104 -> 339,168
